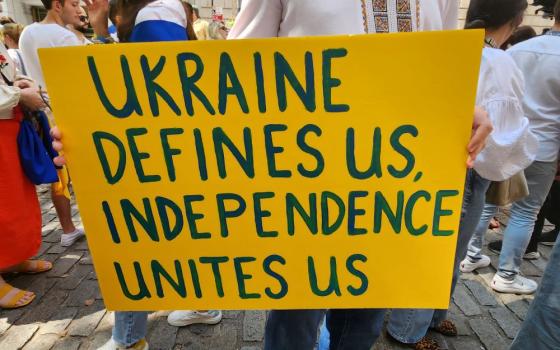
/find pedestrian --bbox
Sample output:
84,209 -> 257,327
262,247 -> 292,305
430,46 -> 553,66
228,1 -> 492,349
0,42 -> 51,309
2,22 -> 26,75
461,0 -> 560,295
19,0 -> 90,248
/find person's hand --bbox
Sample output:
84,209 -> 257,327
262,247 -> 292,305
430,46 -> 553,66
467,106 -> 493,168
84,0 -> 109,37
19,86 -> 46,111
13,79 -> 35,90
50,126 -> 66,167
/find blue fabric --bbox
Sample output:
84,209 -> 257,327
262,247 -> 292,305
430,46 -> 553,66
510,234 -> 560,349
113,311 -> 149,347
17,111 -> 59,185
129,20 -> 188,42
109,24 -> 117,34
264,309 -> 385,350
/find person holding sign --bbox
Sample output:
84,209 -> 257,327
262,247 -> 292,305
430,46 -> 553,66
0,45 -> 51,309
227,1 -> 493,349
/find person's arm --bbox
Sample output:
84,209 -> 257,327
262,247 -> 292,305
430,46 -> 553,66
227,0 -> 282,39
473,57 -> 539,181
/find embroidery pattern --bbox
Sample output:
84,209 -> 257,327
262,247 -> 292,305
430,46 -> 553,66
361,0 -> 419,33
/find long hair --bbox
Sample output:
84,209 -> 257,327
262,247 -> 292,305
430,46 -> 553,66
465,0 -> 528,29
182,2 -> 198,40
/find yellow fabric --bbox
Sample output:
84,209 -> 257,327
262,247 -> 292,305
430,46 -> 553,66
51,166 -> 71,199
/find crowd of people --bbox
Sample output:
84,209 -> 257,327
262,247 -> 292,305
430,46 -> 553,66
0,0 -> 559,349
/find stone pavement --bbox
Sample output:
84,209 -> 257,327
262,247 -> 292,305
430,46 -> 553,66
0,189 -> 554,350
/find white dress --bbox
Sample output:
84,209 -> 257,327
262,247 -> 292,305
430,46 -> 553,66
473,48 -> 539,181
228,0 -> 459,39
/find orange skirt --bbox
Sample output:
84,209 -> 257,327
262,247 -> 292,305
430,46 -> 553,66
0,108 -> 41,269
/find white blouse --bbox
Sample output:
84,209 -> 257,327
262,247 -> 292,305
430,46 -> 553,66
473,48 -> 539,181
0,45 -> 20,120
228,0 -> 459,39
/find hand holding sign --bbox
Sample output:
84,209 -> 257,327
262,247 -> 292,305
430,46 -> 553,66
40,31 -> 482,311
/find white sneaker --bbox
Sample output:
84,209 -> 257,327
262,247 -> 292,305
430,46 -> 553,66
97,338 -> 149,350
60,228 -> 85,247
491,274 -> 538,294
167,310 -> 223,327
460,255 -> 491,273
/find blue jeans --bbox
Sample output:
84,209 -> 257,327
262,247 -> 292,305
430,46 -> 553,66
264,309 -> 385,350
113,311 -> 149,347
466,204 -> 498,262
387,170 -> 490,343
510,235 -> 560,349
496,161 -> 556,279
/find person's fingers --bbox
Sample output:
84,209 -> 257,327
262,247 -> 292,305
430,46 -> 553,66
52,140 -> 64,152
466,154 -> 475,169
53,155 -> 66,167
50,127 -> 62,140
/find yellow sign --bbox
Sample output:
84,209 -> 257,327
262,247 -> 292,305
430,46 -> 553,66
40,30 -> 482,311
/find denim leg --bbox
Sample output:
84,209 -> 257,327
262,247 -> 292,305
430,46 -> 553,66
264,310 -> 325,350
387,309 -> 434,344
466,204 -> 498,262
388,170 -> 490,340
112,311 -> 149,347
498,161 -> 557,279
510,235 -> 560,350
327,309 -> 385,350
432,170 -> 490,326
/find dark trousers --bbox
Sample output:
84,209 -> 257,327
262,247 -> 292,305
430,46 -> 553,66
264,309 -> 385,350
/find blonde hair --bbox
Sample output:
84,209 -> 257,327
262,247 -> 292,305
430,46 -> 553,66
2,23 -> 24,45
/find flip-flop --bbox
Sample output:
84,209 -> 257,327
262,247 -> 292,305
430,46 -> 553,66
0,284 -> 36,309
15,260 -> 53,275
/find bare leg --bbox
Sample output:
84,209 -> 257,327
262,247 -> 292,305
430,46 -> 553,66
52,194 -> 76,234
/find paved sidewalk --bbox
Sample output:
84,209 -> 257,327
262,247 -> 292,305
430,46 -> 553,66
0,189 -> 554,350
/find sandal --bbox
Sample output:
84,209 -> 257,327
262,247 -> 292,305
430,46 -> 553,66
0,284 -> 36,309
432,319 -> 458,337
414,337 -> 441,350
7,260 -> 53,275
387,331 -> 440,350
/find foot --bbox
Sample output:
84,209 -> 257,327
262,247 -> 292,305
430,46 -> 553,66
0,283 -> 35,309
0,260 -> 53,275
97,338 -> 148,350
432,320 -> 457,337
414,337 -> 441,350
386,332 -> 440,350
460,255 -> 490,273
491,274 -> 538,294
61,228 -> 85,247
539,229 -> 559,246
488,240 -> 539,259
167,310 -> 223,327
